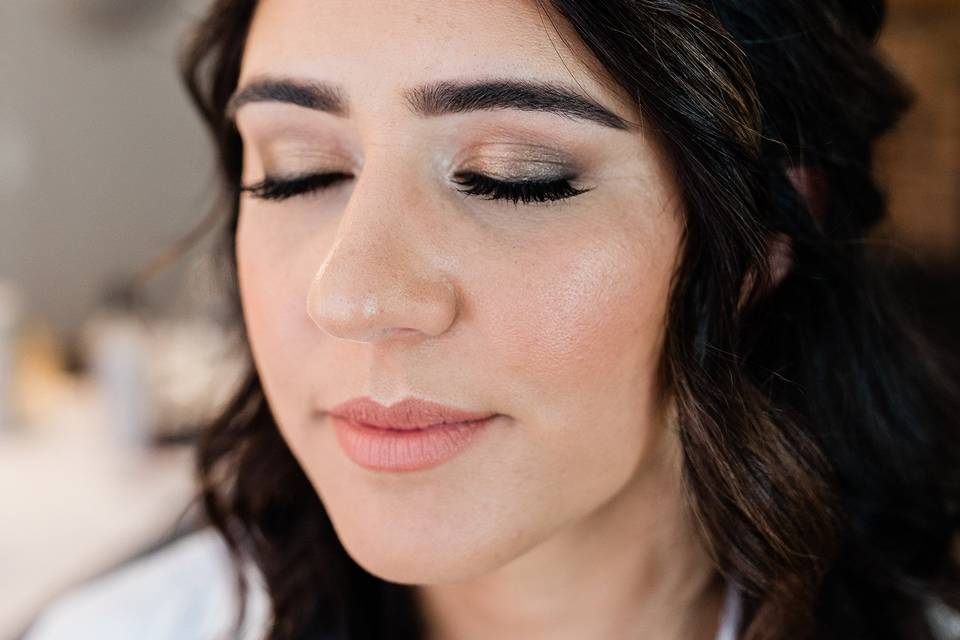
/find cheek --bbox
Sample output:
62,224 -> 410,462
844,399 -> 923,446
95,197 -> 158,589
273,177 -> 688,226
481,218 -> 676,433
503,241 -> 659,385
458,208 -> 682,513
235,208 -> 323,425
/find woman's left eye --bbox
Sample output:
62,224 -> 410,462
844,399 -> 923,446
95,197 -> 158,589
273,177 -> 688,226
451,171 -> 591,205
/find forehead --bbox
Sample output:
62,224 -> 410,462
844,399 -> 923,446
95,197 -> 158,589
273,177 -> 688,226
240,0 -> 635,116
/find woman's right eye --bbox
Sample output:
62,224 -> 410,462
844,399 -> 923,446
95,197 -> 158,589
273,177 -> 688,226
240,172 -> 353,201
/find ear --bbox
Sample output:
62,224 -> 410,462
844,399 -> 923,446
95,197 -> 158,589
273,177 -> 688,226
766,232 -> 793,290
765,165 -> 827,289
785,165 -> 828,226
741,165 -> 827,306
739,232 -> 793,311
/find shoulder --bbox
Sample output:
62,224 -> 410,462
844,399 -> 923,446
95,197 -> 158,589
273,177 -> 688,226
24,528 -> 271,640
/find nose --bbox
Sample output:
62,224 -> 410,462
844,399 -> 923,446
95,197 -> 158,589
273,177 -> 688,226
305,167 -> 460,343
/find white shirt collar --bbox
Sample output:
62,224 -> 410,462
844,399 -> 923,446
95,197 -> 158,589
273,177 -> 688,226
715,580 -> 743,640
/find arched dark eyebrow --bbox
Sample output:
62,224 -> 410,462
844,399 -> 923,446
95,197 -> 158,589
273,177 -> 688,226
227,76 -> 633,131
227,78 -> 348,118
405,80 -> 632,130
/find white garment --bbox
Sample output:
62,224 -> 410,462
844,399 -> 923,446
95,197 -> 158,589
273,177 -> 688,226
25,527 -> 743,640
24,529 -> 271,640
716,577 -> 743,640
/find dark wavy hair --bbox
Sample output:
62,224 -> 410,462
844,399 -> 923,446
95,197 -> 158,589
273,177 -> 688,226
179,1 -> 960,638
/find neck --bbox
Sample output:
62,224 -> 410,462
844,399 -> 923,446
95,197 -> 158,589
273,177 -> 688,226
414,431 -> 725,640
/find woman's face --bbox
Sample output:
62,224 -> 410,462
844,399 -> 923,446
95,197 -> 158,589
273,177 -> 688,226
234,0 -> 685,584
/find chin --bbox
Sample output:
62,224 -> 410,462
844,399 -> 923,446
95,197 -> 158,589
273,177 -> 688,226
340,537 -> 483,585
328,515 -> 526,586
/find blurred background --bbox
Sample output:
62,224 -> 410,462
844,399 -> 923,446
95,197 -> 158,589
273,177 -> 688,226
0,0 -> 957,638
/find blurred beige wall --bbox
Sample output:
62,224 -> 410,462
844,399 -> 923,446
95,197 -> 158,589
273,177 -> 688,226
0,0 -> 214,339
879,0 -> 960,262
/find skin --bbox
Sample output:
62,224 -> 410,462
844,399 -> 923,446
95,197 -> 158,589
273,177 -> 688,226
233,1 -> 726,638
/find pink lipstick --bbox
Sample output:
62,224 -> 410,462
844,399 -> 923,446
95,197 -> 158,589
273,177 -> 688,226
327,397 -> 499,471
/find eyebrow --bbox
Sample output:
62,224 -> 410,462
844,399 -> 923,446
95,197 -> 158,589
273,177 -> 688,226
227,77 -> 633,130
228,78 -> 346,117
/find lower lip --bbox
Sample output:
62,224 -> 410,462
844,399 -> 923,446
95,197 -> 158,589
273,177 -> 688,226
330,414 -> 498,472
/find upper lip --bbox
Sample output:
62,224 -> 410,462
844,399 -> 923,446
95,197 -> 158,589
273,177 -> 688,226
328,397 -> 497,430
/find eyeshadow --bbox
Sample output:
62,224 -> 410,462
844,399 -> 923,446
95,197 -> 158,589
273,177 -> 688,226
255,143 -> 350,177
457,142 -> 581,179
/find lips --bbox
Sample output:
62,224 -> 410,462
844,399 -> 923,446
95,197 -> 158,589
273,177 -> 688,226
327,396 -> 497,430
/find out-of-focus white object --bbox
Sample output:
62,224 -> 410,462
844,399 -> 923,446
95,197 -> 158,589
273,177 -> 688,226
83,310 -> 247,447
145,318 -> 248,441
0,308 -> 241,637
0,376 -> 195,638
23,528 -> 271,640
85,312 -> 154,448
0,279 -> 25,431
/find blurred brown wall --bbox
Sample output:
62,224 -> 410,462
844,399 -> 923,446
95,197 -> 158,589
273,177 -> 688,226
878,0 -> 960,263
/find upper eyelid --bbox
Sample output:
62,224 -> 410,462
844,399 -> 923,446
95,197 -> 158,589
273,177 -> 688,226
236,116 -> 586,169
250,170 -> 580,186
241,170 -> 585,194
245,171 -> 578,187
238,130 -> 589,184
451,170 -> 579,186
452,156 -> 578,177
235,123 -> 361,170
244,159 -> 582,181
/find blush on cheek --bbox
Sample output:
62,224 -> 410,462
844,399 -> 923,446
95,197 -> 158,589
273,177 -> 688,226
497,238 -> 668,394
472,223 -> 678,490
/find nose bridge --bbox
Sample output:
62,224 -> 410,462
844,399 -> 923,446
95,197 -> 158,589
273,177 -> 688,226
305,160 -> 459,342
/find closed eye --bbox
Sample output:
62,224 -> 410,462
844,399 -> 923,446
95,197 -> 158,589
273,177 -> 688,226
240,172 -> 352,201
239,171 -> 592,204
450,171 -> 590,205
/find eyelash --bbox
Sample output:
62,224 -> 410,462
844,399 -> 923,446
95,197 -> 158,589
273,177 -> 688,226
450,171 -> 589,205
240,172 -> 351,201
240,171 -> 590,205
